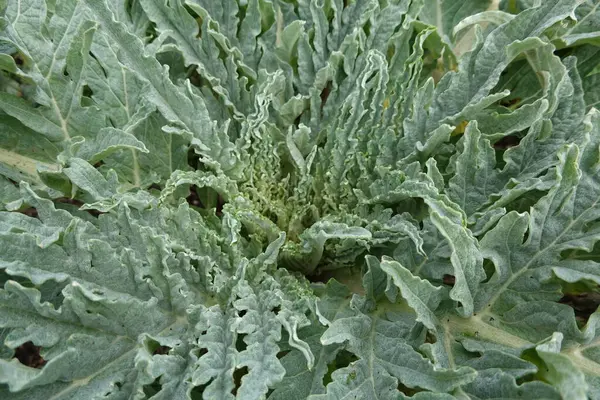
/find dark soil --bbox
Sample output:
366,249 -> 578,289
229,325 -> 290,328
152,346 -> 171,355
14,341 -> 46,368
560,292 -> 600,324
443,274 -> 456,287
18,197 -> 104,218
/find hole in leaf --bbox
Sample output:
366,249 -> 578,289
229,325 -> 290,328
238,2 -> 248,24
144,20 -> 159,42
216,194 -> 225,216
3,275 -> 34,289
293,113 -> 302,128
560,243 -> 600,261
37,280 -> 66,308
142,376 -> 162,398
190,384 -> 207,400
398,381 -> 423,396
481,259 -> 496,284
89,52 -> 107,77
498,97 -> 522,109
185,4 -> 201,19
238,309 -> 247,318
276,350 -> 290,359
560,292 -> 600,325
152,345 -> 171,355
82,85 -> 93,98
188,185 -> 225,215
104,380 -> 124,397
19,207 -> 38,218
14,341 -> 46,368
148,183 -> 162,192
55,197 -> 104,217
320,81 -> 332,110
240,225 -> 252,238
493,134 -> 520,150
442,274 -> 455,287
265,210 -> 279,225
362,20 -> 371,37
231,366 -> 249,396
186,186 -> 203,208
145,338 -> 171,355
188,68 -> 210,90
235,334 -> 247,352
516,373 -> 536,385
306,266 -> 365,296
323,350 -> 358,386
424,331 -> 436,344
187,147 -> 201,169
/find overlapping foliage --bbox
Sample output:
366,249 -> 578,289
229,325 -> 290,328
1,0 -> 600,398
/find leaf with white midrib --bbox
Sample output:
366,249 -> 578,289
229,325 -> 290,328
83,0 -> 239,174
139,0 -> 244,112
477,114 -> 600,313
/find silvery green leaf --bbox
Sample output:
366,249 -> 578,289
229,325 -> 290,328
448,121 -> 503,218
140,0 -> 252,116
0,115 -> 61,184
97,113 -> 189,189
159,170 -> 238,205
317,295 -> 476,395
0,182 -> 315,399
83,0 -> 240,176
569,44 -> 600,112
419,0 -> 493,46
266,280 -> 347,399
476,110 -> 600,314
280,220 -> 372,274
379,257 -> 445,331
367,174 -> 485,316
1,0 -> 599,397
453,10 -> 516,37
0,0 -> 102,186
75,128 -> 148,165
0,177 -> 21,210
555,0 -> 600,46
522,333 -> 588,399
428,0 -> 581,129
463,371 -> 561,399
63,158 -> 117,202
